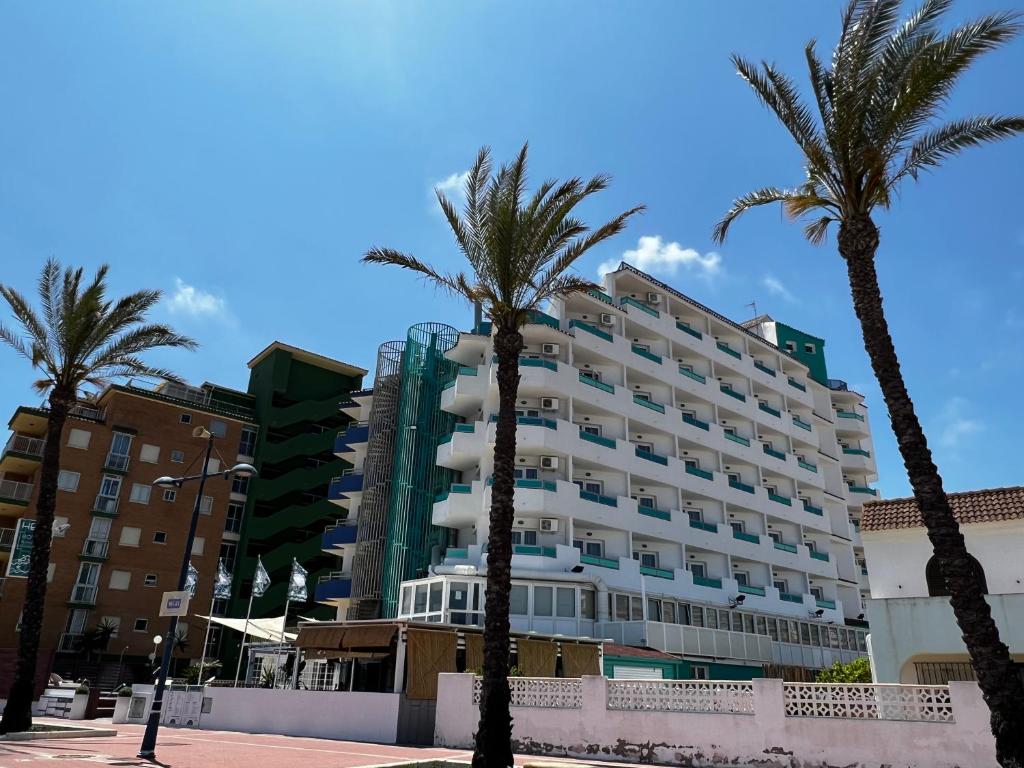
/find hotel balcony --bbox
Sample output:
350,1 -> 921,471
0,479 -> 33,514
92,494 -> 119,517
68,583 -> 98,606
440,366 -> 487,416
328,471 -> 364,506
834,409 -> 870,437
80,538 -> 110,561
321,522 -> 358,555
0,527 -> 15,550
333,422 -> 369,456
0,434 -> 45,474
840,446 -> 876,474
314,572 -> 352,605
435,423 -> 486,471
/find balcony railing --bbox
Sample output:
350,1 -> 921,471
579,430 -> 616,449
773,541 -> 798,554
0,479 -> 33,502
802,501 -> 824,517
435,483 -> 473,502
836,410 -> 865,422
104,452 -> 130,472
723,432 -> 750,447
848,485 -> 878,496
5,434 -> 45,457
587,288 -> 614,305
633,396 -> 665,413
738,584 -> 766,596
675,321 -> 702,340
514,545 -> 557,558
686,465 -> 714,481
634,447 -> 668,465
631,345 -> 662,364
758,402 -> 781,418
787,377 -> 807,392
638,506 -> 671,521
519,357 -> 557,371
58,632 -> 84,653
798,459 -> 818,473
768,492 -> 793,507
692,575 -> 722,589
92,494 -> 119,515
579,489 -> 618,507
516,416 -> 557,430
842,447 -> 871,457
716,341 -> 741,360
640,565 -> 674,579
682,413 -> 710,431
688,518 -> 717,533
780,592 -> 804,603
753,361 -> 776,377
620,296 -> 659,317
678,366 -> 706,384
728,479 -> 754,494
579,373 -> 614,393
569,319 -> 613,342
446,547 -> 468,559
816,598 -> 837,610
763,445 -> 786,460
809,549 -> 831,562
69,584 -> 98,605
0,528 -> 15,549
792,416 -> 812,431
732,529 -> 759,544
580,553 -> 619,569
81,539 -> 110,558
526,309 -> 559,329
720,385 -> 746,402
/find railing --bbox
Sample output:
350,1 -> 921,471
319,570 -> 349,583
526,310 -> 560,329
620,296 -> 659,317
849,485 -> 878,496
4,434 -> 45,457
446,547 -> 468,559
835,410 -> 865,422
728,478 -> 754,494
802,502 -> 824,516
579,373 -> 614,392
0,528 -> 15,549
768,492 -> 792,506
788,377 -> 807,392
732,529 -> 759,544
780,592 -> 804,603
519,357 -> 557,371
639,565 -> 674,579
0,479 -> 33,502
688,518 -> 717,533
816,598 -> 837,610
738,584 -> 766,597
783,683 -> 953,722
634,446 -> 668,465
579,430 -> 616,449
843,447 -> 871,457
678,366 -> 706,384
633,396 -> 665,413
792,416 -> 812,431
58,632 -> 83,652
587,288 -> 615,305
606,679 -> 754,714
716,341 -> 742,360
459,366 -> 478,376
516,416 -> 558,430
435,483 -> 473,502
773,541 -> 798,554
763,445 -> 786,460
753,361 -> 776,377
686,465 -> 714,481
638,506 -> 671,521
723,432 -> 750,447
514,545 -> 557,558
580,553 -> 619,569
798,459 -> 818,473
81,539 -> 109,558
474,677 -> 582,708
758,402 -> 781,418
827,378 -> 849,391
579,490 -> 618,507
692,575 -> 722,589
69,403 -> 105,420
682,413 -> 710,431
512,479 -> 557,492
104,452 -> 130,472
809,550 -> 830,562
69,584 -> 98,604
569,319 -> 613,342
719,385 -> 746,402
92,494 -> 119,515
631,345 -> 662,364
675,321 -> 702,340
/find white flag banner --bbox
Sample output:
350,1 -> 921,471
252,556 -> 271,598
185,562 -> 199,597
213,558 -> 233,599
287,559 -> 308,602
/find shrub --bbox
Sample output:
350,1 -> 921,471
816,658 -> 872,683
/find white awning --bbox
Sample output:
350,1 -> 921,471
194,614 -> 296,642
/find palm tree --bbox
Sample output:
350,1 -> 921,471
712,1 -> 1024,763
364,144 -> 642,768
0,260 -> 195,734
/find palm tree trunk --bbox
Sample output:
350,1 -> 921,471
0,392 -> 70,734
839,216 -> 1024,768
473,322 -> 523,768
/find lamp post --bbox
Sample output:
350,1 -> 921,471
137,426 -> 256,761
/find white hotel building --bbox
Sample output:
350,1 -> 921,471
337,263 -> 879,676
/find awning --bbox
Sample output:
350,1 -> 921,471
294,623 -> 398,653
341,624 -> 397,650
194,614 -> 296,642
294,626 -> 347,650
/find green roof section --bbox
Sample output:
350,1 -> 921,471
773,321 -> 829,386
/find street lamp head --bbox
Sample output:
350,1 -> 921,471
229,463 -> 258,479
153,476 -> 180,489
153,635 -> 163,646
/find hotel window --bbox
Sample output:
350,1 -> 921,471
633,494 -> 657,509
513,467 -> 539,481
129,484 -> 151,505
729,520 -> 745,534
238,427 -> 257,458
509,585 -> 528,615
573,479 -> 603,495
139,444 -> 160,464
199,496 -> 214,515
118,526 -> 141,548
153,531 -> 167,544
733,571 -> 749,587
225,503 -> 244,534
810,586 -> 824,601
573,538 -> 604,557
784,341 -> 796,353
685,458 -> 701,471
580,590 -> 595,620
686,507 -> 703,523
99,474 -> 122,499
134,618 -> 149,632
170,450 -> 185,463
109,570 -> 131,590
662,601 -> 676,624
144,573 -> 158,587
767,531 -> 782,544
163,489 -> 176,502
231,475 -> 249,496
633,551 -> 658,568
691,665 -> 710,680
614,594 -> 631,621
209,420 -> 227,438
533,586 -> 553,616
515,408 -> 540,418
633,390 -> 652,402
219,541 -> 237,570
180,414 -> 192,424
57,470 -> 80,492
192,537 -> 205,556
579,369 -> 601,382
511,530 -> 537,547
578,423 -> 602,436
804,343 -> 816,354
67,428 -> 91,449
633,441 -> 654,454
773,579 -> 789,594
688,562 -> 706,579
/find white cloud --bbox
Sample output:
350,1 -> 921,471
434,170 -> 470,204
762,275 -> 795,303
599,236 -> 722,280
936,397 -> 984,447
167,278 -> 226,318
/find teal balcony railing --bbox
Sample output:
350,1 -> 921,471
459,366 -> 478,376
720,385 -> 746,402
682,413 -> 710,431
570,319 -> 613,342
580,553 -> 619,569
729,479 -> 755,494
587,288 -> 615,305
848,485 -> 878,496
688,518 -> 718,533
754,361 -> 776,377
455,423 -> 475,433
516,416 -> 557,430
635,446 -> 669,465
526,310 -> 559,329
780,592 -> 804,603
816,598 -> 837,610
640,565 -> 674,580
836,410 -> 865,422
692,575 -> 722,589
843,447 -> 872,457
638,506 -> 671,521
631,345 -> 663,364
802,502 -> 824,516
732,529 -> 759,544
675,321 -> 702,340
620,296 -> 659,317
678,367 -> 706,384
716,341 -> 742,359
768,492 -> 793,507
723,431 -> 750,447
758,402 -> 781,418
798,459 -> 818,473
514,479 -> 557,491
809,550 -> 830,562
580,430 -> 616,449
633,396 -> 665,414
580,490 -> 618,507
435,483 -> 473,502
519,357 -> 557,371
514,544 -> 557,558
446,547 -> 468,559
738,584 -> 766,596
787,377 -> 807,392
579,373 -> 614,393
773,540 -> 798,553
686,465 -> 714,481
792,416 -> 812,431
763,445 -> 786,461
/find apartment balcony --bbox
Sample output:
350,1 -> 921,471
314,573 -> 352,605
92,494 -> 119,516
328,472 -> 364,506
834,410 -> 870,436
80,539 -> 109,560
0,527 -> 14,550
69,584 -> 98,605
321,522 -> 358,554
333,423 -> 369,455
57,632 -> 84,653
847,485 -> 878,499
0,434 -> 45,474
840,447 -> 876,473
432,482 -> 481,526
440,366 -> 486,416
103,452 -> 130,473
0,479 -> 34,510
435,422 -> 485,470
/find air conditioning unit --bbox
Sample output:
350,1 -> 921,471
540,455 -> 559,470
514,517 -> 537,529
599,313 -> 615,326
541,343 -> 559,356
540,397 -> 559,411
540,518 -> 559,532
647,292 -> 662,304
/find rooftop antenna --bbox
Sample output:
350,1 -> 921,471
745,300 -> 758,318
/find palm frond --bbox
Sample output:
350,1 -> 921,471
893,115 -> 1024,183
803,216 -> 836,245
714,187 -> 806,243
361,247 -> 475,300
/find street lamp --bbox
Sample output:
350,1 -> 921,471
137,426 -> 257,761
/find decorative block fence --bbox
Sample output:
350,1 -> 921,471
437,675 -> 996,767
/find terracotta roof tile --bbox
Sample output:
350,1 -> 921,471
862,486 -> 1024,532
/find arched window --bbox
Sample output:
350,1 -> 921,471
926,555 -> 987,597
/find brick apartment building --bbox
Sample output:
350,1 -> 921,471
0,380 -> 258,690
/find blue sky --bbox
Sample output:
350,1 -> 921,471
1,1 -> 1022,499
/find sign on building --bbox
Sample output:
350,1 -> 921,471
159,591 -> 191,617
5,518 -> 35,578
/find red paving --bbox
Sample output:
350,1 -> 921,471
0,720 -> 615,768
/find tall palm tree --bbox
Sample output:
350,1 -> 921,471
0,260 -> 195,734
712,1 -> 1024,763
364,144 -> 642,768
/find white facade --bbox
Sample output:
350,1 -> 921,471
864,512 -> 1024,683
397,263 -> 878,670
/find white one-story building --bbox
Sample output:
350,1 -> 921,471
863,486 -> 1024,684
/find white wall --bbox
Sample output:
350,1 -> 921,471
435,675 -> 997,768
199,687 -> 401,743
